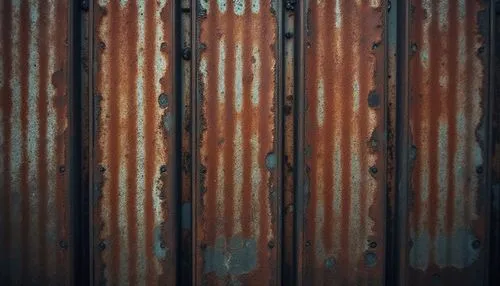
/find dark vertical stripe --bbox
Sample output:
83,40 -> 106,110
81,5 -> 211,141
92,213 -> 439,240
38,1 -> 49,280
294,0 -> 306,285
144,0 -> 156,283
108,1 -> 120,282
55,1 -> 69,283
339,0 -> 352,274
19,1 -> 30,279
445,1 -> 458,253
394,0 -> 409,283
223,3 -> 235,239
1,0 -> 12,283
124,2 -> 139,284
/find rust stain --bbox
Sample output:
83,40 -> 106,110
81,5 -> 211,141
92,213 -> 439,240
302,0 -> 385,284
195,1 -> 279,285
93,0 -> 176,284
0,0 -> 70,284
408,0 -> 489,284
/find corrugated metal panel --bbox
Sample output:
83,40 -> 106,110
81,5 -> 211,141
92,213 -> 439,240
193,1 -> 281,284
0,0 -> 71,284
0,0 -> 497,285
299,0 -> 386,284
406,0 -> 490,284
92,0 -> 178,284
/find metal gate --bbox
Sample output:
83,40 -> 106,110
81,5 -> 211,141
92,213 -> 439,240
0,0 -> 499,285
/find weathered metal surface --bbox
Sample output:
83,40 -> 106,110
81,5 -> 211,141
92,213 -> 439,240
0,0 -> 71,284
92,0 -> 178,284
407,0 -> 490,284
300,0 -> 386,284
193,1 -> 281,284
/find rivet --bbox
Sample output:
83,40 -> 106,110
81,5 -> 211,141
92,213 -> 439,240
81,1 -> 89,11
369,241 -> 377,248
59,166 -> 65,173
98,241 -> 106,250
476,166 -> 483,174
160,241 -> 166,249
160,165 -> 167,173
100,166 -> 106,173
285,32 -> 294,39
59,240 -> 68,249
181,7 -> 190,13
158,93 -> 169,109
472,239 -> 481,249
268,240 -> 275,249
370,166 -> 378,175
182,48 -> 192,61
305,240 -> 311,247
285,1 -> 295,11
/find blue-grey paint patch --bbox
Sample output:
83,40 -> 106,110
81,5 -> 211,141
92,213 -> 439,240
265,152 -> 277,170
162,113 -> 172,133
153,225 -> 167,260
364,252 -> 377,267
324,257 -> 335,269
410,229 -> 480,270
182,203 -> 192,230
204,235 -> 257,277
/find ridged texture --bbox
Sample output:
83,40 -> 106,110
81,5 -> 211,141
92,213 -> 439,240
195,1 -> 280,285
93,0 -> 176,285
408,0 -> 489,284
0,0 -> 70,284
302,0 -> 386,284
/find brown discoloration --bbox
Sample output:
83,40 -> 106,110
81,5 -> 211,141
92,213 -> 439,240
407,0 -> 490,284
196,1 -> 279,284
303,0 -> 385,284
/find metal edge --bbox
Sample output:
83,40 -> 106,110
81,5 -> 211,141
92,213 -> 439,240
88,0 -> 95,284
67,0 -> 77,284
172,0 -> 182,283
294,0 -> 306,285
487,0 -> 496,285
190,0 -> 199,284
395,0 -> 410,285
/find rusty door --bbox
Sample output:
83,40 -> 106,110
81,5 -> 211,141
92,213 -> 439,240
0,0 -> 499,285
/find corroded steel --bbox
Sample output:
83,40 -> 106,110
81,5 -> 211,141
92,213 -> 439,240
194,1 -> 281,285
302,0 -> 386,284
93,0 -> 178,284
0,0 -> 71,284
407,0 -> 490,284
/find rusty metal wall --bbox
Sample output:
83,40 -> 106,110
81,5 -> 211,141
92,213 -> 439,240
0,0 -> 72,284
91,0 -> 179,284
192,1 -> 282,285
405,0 -> 490,284
299,0 -> 386,284
0,0 -> 498,285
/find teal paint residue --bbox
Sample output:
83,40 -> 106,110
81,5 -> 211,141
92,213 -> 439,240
153,225 -> 167,260
204,235 -> 257,277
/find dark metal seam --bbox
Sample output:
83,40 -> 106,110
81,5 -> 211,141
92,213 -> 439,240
190,0 -> 198,285
68,0 -> 79,284
172,0 -> 182,284
69,0 -> 90,285
294,0 -> 306,285
88,0 -> 95,284
395,0 -> 410,285
487,1 -> 497,285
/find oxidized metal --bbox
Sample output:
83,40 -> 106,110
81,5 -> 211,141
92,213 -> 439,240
93,0 -> 177,284
194,1 -> 281,285
0,0 -> 71,284
302,0 -> 386,284
408,0 -> 490,284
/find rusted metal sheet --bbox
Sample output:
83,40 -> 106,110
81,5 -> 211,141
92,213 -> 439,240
0,0 -> 71,284
407,0 -> 491,284
193,1 -> 281,285
299,0 -> 387,284
92,0 -> 178,284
